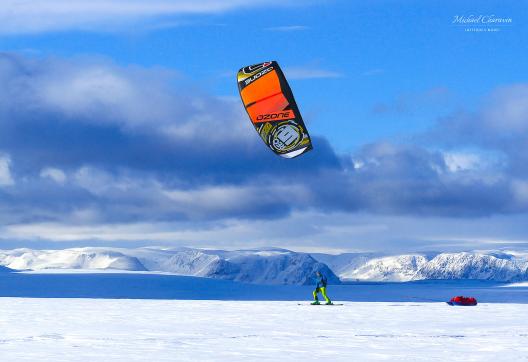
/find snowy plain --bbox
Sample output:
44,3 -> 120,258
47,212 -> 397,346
1,254 -> 528,361
1,298 -> 527,362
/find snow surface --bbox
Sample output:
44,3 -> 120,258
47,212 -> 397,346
501,282 -> 528,287
0,298 -> 527,361
0,271 -> 526,360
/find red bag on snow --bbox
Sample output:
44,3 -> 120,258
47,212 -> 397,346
448,296 -> 477,306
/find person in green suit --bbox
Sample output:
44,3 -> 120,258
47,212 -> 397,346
312,271 -> 332,305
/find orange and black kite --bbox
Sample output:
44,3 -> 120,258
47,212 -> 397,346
237,61 -> 312,158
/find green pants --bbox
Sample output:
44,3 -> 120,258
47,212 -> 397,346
313,287 -> 331,303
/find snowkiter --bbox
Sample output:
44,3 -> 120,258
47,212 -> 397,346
312,271 -> 332,305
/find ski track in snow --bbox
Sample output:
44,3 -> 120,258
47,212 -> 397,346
0,299 -> 527,361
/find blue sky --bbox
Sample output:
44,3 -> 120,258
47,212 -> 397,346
0,0 -> 527,252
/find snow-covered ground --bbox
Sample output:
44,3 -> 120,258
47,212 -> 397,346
1,298 -> 527,361
501,281 -> 528,287
1,249 -> 527,360
0,273 -> 527,360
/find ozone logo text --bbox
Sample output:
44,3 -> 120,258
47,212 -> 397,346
255,110 -> 295,122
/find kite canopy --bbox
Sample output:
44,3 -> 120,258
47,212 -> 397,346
237,61 -> 313,158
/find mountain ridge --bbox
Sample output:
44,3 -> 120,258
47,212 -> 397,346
317,250 -> 528,282
0,247 -> 339,286
1,247 -> 528,284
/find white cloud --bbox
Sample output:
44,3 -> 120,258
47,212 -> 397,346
163,183 -> 311,219
74,166 -> 144,196
362,68 -> 384,76
0,0 -> 298,34
511,180 -> 528,206
284,66 -> 343,80
3,211 -> 528,253
441,150 -> 507,184
265,25 -> 308,32
1,53 -> 528,252
443,152 -> 483,172
0,154 -> 14,186
70,164 -> 311,221
41,67 -> 135,113
40,167 -> 67,184
483,84 -> 528,132
33,61 -> 183,127
21,57 -> 251,142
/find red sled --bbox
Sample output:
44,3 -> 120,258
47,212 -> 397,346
447,296 -> 477,306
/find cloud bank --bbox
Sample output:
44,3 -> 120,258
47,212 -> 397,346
0,0 -> 303,34
0,53 -> 527,248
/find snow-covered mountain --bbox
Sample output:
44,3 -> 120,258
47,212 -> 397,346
311,252 -> 378,276
0,265 -> 13,273
0,247 -> 339,285
0,248 -> 147,271
2,247 -> 528,283
342,254 -> 429,282
130,247 -> 340,285
314,251 -> 528,282
417,252 -> 528,281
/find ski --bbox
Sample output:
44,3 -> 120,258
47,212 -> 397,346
298,303 -> 344,306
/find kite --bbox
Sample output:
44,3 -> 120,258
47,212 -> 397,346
237,61 -> 312,158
